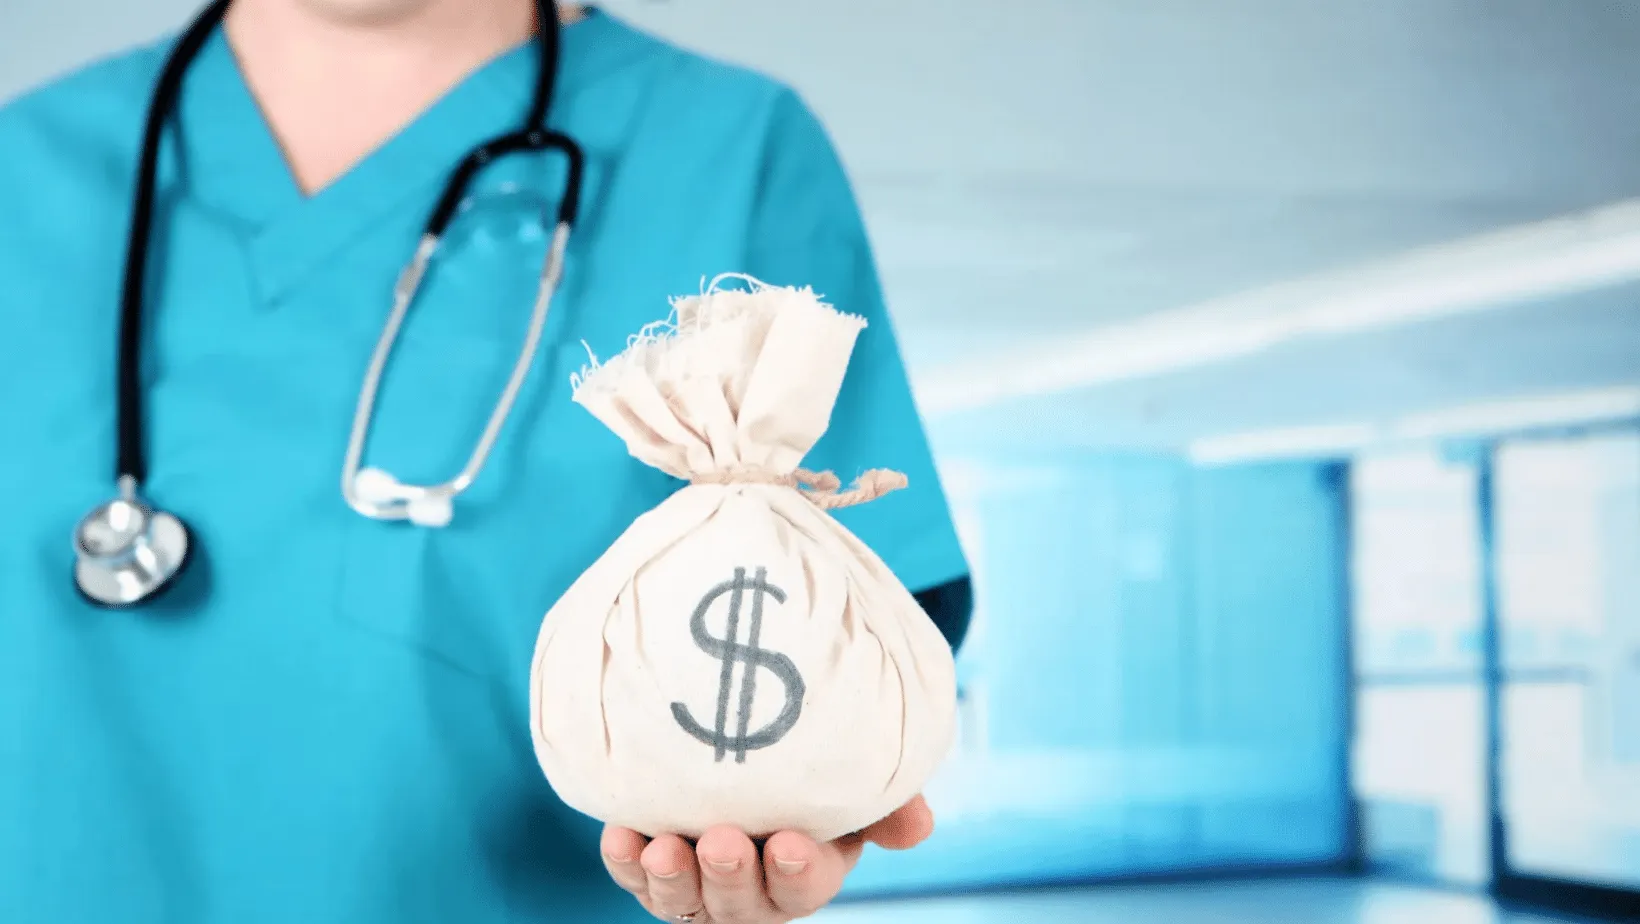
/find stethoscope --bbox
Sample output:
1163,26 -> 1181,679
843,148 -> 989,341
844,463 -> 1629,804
72,0 -> 584,607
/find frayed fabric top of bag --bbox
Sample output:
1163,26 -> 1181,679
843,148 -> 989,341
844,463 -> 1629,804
529,276 -> 958,842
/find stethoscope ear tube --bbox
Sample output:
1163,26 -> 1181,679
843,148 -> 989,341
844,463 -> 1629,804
345,33 -> 583,530
339,214 -> 575,529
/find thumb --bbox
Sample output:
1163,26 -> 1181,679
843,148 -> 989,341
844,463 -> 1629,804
861,796 -> 935,851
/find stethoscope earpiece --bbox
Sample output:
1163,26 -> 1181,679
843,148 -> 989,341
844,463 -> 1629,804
351,467 -> 455,529
352,467 -> 408,506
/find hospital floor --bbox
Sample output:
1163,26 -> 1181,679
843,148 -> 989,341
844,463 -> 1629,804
816,877 -> 1604,923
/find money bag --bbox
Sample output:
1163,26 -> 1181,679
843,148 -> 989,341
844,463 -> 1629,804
529,276 -> 958,842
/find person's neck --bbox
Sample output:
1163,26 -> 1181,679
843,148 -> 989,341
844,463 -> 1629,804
223,0 -> 582,195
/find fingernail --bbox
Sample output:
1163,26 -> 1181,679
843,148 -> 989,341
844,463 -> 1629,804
650,867 -> 681,880
605,852 -> 631,864
706,858 -> 741,873
775,857 -> 807,875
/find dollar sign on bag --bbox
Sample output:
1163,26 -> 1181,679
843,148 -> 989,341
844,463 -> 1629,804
670,566 -> 806,763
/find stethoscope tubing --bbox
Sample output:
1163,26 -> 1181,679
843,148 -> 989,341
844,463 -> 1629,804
78,0 -> 583,604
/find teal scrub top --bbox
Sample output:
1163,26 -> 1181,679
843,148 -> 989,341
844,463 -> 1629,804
0,10 -> 969,924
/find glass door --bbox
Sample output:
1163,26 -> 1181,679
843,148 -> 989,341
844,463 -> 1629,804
1488,430 -> 1640,917
1349,449 -> 1490,885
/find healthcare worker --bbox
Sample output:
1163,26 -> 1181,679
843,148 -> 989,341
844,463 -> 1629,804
0,0 -> 973,922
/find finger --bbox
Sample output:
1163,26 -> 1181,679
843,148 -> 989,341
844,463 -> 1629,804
641,835 -> 704,921
830,832 -> 866,875
862,796 -> 935,851
697,826 -> 775,924
765,830 -> 847,920
602,826 -> 654,903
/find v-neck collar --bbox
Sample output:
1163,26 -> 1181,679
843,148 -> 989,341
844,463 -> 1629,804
173,6 -> 642,307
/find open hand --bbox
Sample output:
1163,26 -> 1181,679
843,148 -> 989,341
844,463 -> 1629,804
601,796 -> 935,923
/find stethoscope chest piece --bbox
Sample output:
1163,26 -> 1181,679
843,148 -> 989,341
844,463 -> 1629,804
73,489 -> 191,607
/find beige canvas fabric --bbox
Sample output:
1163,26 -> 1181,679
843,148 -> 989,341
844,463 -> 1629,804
529,278 -> 957,842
